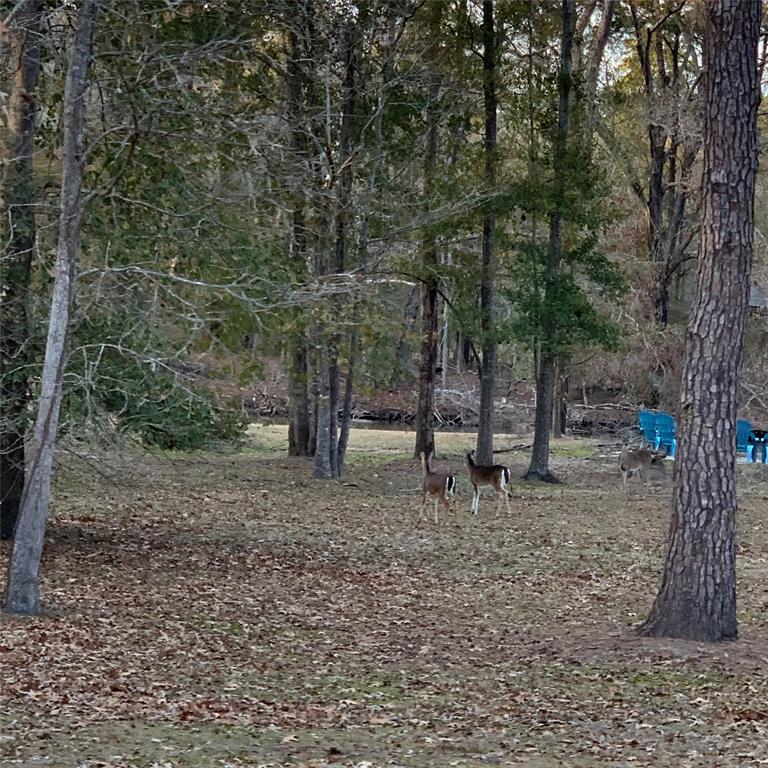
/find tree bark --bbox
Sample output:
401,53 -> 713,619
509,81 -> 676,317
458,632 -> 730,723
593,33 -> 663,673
395,285 -> 419,383
639,0 -> 761,642
414,18 -> 441,461
312,331 -> 334,480
524,0 -> 575,483
475,0 -> 498,466
287,336 -> 310,456
336,327 -> 358,475
285,24 -> 311,457
5,0 -> 98,615
552,359 -> 568,438
0,1 -> 43,541
415,268 -> 438,461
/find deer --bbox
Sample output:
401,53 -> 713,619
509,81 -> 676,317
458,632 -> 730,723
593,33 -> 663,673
618,443 -> 667,490
419,451 -> 457,524
466,451 -> 511,515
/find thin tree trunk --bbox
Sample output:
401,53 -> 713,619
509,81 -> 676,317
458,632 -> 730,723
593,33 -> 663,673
524,0 -> 575,483
640,0 -> 760,642
285,24 -> 311,457
414,5 -> 442,460
552,360 -> 568,438
308,368 -> 318,457
395,285 -> 419,383
476,0 -> 498,466
336,327 -> 358,475
0,1 -> 43,541
287,337 -> 310,456
5,0 -> 98,615
313,332 -> 333,480
328,350 -> 339,477
326,19 -> 359,479
415,270 -> 438,460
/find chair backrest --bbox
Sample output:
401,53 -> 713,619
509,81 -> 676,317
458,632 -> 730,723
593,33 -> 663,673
655,412 -> 677,449
737,419 -> 753,452
638,410 -> 658,443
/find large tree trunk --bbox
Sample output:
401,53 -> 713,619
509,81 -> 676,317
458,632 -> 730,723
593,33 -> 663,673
0,1 -> 43,541
639,0 -> 760,642
524,0 -> 575,483
5,0 -> 98,615
475,0 -> 498,466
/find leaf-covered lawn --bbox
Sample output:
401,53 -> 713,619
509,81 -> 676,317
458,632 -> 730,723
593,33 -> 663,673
4,426 -> 768,767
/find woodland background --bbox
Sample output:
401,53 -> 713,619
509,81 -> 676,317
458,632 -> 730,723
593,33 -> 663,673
5,3 -> 768,763
4,0 -> 768,481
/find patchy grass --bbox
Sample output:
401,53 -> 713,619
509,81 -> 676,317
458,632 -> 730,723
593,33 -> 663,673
3,426 -> 768,767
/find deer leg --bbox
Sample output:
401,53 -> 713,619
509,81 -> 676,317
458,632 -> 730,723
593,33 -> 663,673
471,486 -> 479,515
418,492 -> 428,521
434,496 -> 439,525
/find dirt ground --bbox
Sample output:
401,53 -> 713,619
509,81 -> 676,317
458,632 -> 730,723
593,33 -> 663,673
4,426 -> 768,767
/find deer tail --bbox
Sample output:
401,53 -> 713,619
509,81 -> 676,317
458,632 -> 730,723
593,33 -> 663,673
420,451 -> 428,476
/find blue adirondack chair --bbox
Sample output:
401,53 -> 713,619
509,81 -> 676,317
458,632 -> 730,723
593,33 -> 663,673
654,412 -> 677,457
735,419 -> 766,462
638,410 -> 658,444
737,419 -> 752,455
636,410 -> 676,457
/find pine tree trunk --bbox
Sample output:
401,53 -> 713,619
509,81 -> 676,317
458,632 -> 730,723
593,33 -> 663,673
476,0 -> 498,466
639,0 -> 761,642
0,1 -> 43,541
524,0 -> 574,483
5,0 -> 98,615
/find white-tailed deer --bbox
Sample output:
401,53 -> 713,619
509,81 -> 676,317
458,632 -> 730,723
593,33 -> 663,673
618,444 -> 667,489
419,452 -> 456,523
466,451 -> 511,515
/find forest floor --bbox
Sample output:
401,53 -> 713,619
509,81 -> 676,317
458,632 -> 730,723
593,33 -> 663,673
4,427 -> 768,767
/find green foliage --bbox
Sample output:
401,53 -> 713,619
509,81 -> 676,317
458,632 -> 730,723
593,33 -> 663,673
111,375 -> 246,452
64,330 -> 247,451
504,237 -> 626,357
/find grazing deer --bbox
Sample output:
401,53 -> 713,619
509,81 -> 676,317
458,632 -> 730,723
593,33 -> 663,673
466,451 -> 511,515
419,451 -> 457,524
618,444 -> 666,489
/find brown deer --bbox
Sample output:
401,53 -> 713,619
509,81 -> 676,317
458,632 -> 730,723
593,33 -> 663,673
466,451 -> 511,515
419,451 -> 456,523
618,444 -> 667,490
